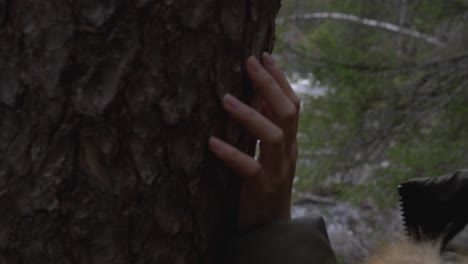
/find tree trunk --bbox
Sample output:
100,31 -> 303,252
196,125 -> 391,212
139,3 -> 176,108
0,1 -> 281,263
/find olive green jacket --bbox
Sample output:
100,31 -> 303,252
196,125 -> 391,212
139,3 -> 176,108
226,216 -> 337,264
225,170 -> 468,264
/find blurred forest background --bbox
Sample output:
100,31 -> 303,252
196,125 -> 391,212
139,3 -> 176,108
274,0 -> 468,262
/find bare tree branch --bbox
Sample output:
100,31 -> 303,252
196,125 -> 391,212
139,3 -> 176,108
276,12 -> 445,47
277,39 -> 468,73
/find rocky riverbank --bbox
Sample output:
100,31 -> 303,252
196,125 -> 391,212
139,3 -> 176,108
292,196 -> 403,263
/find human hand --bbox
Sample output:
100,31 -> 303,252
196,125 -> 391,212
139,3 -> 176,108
209,53 -> 301,231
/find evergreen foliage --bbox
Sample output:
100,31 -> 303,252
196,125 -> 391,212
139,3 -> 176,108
277,0 -> 468,207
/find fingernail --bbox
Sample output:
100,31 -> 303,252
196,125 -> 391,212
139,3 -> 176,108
247,56 -> 261,73
223,93 -> 241,109
209,137 -> 226,153
262,52 -> 276,67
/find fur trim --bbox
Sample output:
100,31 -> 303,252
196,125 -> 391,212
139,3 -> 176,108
362,239 -> 442,264
361,238 -> 468,264
448,250 -> 468,264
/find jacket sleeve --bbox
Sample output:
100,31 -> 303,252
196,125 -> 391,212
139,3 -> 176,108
224,216 -> 337,264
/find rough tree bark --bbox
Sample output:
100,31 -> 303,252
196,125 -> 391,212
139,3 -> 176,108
0,0 -> 281,263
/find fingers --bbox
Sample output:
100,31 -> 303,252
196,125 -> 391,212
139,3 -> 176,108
209,137 -> 262,179
222,94 -> 284,146
246,55 -> 299,145
246,57 -> 296,126
261,53 -> 301,139
210,54 -> 297,231
261,53 -> 301,111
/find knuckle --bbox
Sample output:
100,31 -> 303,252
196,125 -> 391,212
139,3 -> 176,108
280,104 -> 297,122
270,129 -> 285,144
293,97 -> 301,110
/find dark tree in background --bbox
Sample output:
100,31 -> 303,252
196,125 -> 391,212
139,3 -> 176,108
0,0 -> 281,263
